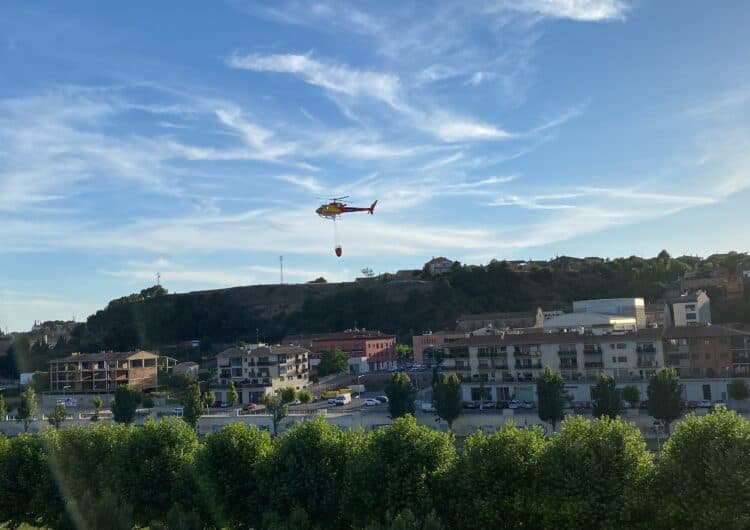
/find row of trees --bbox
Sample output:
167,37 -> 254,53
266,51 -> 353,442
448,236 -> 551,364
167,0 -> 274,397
1,409 -> 749,529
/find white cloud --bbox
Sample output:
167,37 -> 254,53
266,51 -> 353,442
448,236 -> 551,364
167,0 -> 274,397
497,0 -> 629,21
276,174 -> 324,193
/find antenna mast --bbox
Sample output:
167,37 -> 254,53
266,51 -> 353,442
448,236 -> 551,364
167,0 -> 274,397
279,256 -> 284,284
156,272 -> 161,286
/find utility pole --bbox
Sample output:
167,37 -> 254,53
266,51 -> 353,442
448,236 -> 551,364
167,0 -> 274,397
156,272 -> 161,286
279,256 -> 284,284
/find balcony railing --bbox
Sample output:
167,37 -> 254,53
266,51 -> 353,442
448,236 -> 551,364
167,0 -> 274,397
558,350 -> 578,357
560,362 -> 579,370
514,351 -> 541,358
584,361 -> 603,368
515,361 -> 543,369
583,348 -> 603,355
636,346 -> 657,353
637,360 -> 658,368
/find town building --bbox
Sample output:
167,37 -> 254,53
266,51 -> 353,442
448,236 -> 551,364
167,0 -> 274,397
424,257 -> 455,275
212,345 -> 309,404
645,303 -> 665,327
412,331 -> 464,363
573,298 -> 647,329
172,361 -> 199,376
456,309 -> 544,332
542,312 -> 637,333
680,269 -> 744,299
311,329 -> 396,373
664,325 -> 750,378
664,290 -> 711,327
48,350 -> 159,393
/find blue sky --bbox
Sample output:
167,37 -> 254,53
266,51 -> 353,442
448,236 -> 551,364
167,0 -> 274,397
2,1 -> 750,331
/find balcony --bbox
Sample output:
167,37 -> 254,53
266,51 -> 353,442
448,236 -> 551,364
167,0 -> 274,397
515,361 -> 543,369
558,350 -> 578,358
560,362 -> 578,370
636,345 -> 657,354
584,361 -> 603,368
637,359 -> 658,368
583,347 -> 603,355
514,350 -> 541,358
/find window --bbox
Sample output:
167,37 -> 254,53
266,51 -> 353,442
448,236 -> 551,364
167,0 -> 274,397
617,356 -> 627,363
686,313 -> 697,320
702,384 -> 712,400
720,352 -> 729,359
130,359 -> 143,368
144,358 -> 156,367
610,344 -> 616,349
691,353 -> 699,360
616,343 -> 626,349
612,356 -> 617,363
685,304 -> 696,311
705,353 -> 712,360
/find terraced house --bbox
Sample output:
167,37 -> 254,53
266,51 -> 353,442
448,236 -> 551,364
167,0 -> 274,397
212,344 -> 309,404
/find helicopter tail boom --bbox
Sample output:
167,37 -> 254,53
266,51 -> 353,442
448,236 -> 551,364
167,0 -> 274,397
368,200 -> 377,214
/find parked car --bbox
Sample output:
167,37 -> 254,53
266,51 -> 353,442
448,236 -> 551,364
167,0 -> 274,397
328,397 -> 338,405
714,399 -> 727,408
334,394 -> 352,406
363,398 -> 381,406
508,400 -> 521,409
409,364 -> 426,372
171,406 -> 184,417
421,401 -> 437,413
686,400 -> 699,410
464,400 -> 480,409
289,399 -> 301,406
639,400 -> 649,410
480,401 -> 495,409
375,395 -> 389,404
699,399 -> 712,408
521,401 -> 535,409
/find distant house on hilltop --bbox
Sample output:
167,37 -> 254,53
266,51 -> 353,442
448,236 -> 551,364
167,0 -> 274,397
425,257 -> 455,275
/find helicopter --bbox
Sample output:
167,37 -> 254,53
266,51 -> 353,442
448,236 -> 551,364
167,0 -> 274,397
315,196 -> 378,257
315,196 -> 377,219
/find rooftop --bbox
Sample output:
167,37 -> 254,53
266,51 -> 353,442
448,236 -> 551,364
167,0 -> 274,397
446,328 -> 663,347
48,350 -> 157,363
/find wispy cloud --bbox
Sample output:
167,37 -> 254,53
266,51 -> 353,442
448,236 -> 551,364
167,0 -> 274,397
499,0 -> 630,22
276,174 -> 324,193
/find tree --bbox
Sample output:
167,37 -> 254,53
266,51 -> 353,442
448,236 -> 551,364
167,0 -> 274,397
622,385 -> 640,408
47,403 -> 67,430
181,383 -> 204,428
309,276 -> 327,283
279,387 -> 297,404
110,385 -> 142,424
263,393 -> 290,436
386,372 -> 416,419
433,373 -> 461,430
537,415 -> 654,529
654,407 -> 750,529
227,381 -> 239,407
297,389 -> 313,404
196,423 -> 272,529
0,395 -> 6,421
317,348 -> 349,376
536,366 -> 566,431
592,374 -> 621,418
17,386 -> 37,432
203,390 -> 216,409
395,344 -> 413,364
446,423 -> 545,529
728,379 -> 749,407
647,368 -> 682,433
91,395 -> 103,421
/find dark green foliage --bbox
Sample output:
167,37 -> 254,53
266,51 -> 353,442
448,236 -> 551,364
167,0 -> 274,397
110,384 -> 142,424
227,381 -> 239,406
536,416 -> 654,529
318,347 -> 349,376
386,372 -> 416,418
346,416 -> 455,528
47,402 -> 67,429
728,379 -> 749,402
17,386 -> 37,432
654,408 -> 750,529
395,343 -> 413,363
622,385 -> 640,407
0,395 -> 6,420
647,368 -> 682,432
592,373 -> 621,418
537,366 -> 566,431
433,373 -> 461,429
181,383 -> 203,428
263,393 -> 290,436
196,423 -> 272,529
298,389 -> 313,404
445,423 -> 545,529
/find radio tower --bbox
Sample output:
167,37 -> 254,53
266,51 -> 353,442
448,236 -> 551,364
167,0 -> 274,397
279,256 -> 284,284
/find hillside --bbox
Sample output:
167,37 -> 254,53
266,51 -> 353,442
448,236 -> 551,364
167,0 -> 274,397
4,251 -> 750,371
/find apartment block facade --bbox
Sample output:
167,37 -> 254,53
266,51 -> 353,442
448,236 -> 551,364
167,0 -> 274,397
664,325 -> 750,378
48,350 -> 159,393
310,330 -> 396,373
212,345 -> 309,404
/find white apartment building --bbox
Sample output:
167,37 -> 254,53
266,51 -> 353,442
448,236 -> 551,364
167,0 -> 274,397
573,298 -> 646,329
542,312 -> 637,332
212,345 -> 309,404
441,329 -> 664,402
664,290 -> 711,327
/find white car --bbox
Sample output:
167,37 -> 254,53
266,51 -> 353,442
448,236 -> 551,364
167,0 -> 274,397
289,399 -> 301,406
699,399 -> 712,408
508,400 -> 521,409
421,401 -> 437,413
363,398 -> 380,406
375,395 -> 389,404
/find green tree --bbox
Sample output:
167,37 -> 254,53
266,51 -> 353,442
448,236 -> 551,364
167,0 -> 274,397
727,379 -> 749,407
346,416 -> 455,528
622,385 -> 640,408
17,386 -> 37,432
263,391 -> 293,436
536,366 -> 566,431
537,415 -> 654,529
110,384 -> 142,424
0,394 -> 6,421
279,387 -> 297,404
433,373 -> 461,429
196,423 -> 272,529
647,368 -> 682,433
445,423 -> 545,529
592,373 -> 621,418
297,389 -> 313,404
227,381 -> 239,407
386,372 -> 416,419
395,343 -> 413,364
654,407 -> 750,529
318,348 -> 349,376
181,383 -> 204,428
203,390 -> 216,409
262,415 -> 359,527
91,395 -> 103,421
47,402 -> 67,430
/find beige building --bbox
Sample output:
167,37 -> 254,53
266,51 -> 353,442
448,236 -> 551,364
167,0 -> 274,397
412,331 -> 464,363
212,345 -> 310,404
48,350 -> 159,393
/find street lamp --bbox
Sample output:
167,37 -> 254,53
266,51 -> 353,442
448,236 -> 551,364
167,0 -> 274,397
653,420 -> 662,454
